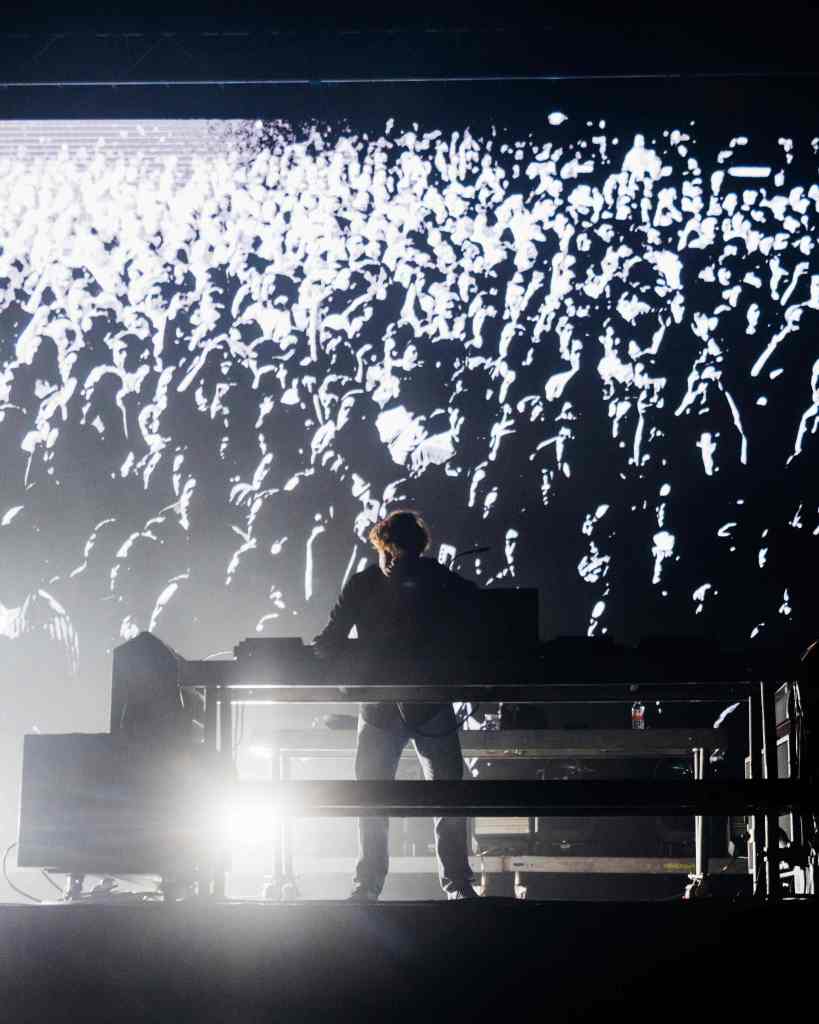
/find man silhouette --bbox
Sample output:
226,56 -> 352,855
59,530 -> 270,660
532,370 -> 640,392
313,510 -> 480,900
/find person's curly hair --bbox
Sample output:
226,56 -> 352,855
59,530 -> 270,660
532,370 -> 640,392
368,510 -> 430,557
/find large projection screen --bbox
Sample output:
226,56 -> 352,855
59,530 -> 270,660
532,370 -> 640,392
0,80 -> 816,768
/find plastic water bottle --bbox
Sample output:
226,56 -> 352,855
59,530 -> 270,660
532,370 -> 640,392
631,701 -> 646,730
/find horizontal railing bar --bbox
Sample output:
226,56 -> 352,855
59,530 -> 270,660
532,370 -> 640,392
181,684 -> 757,705
180,654 -> 794,687
286,855 -> 749,876
204,688 -> 753,702
232,779 -> 809,817
178,661 -> 773,701
248,727 -> 722,758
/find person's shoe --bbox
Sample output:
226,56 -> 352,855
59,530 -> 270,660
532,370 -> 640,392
446,886 -> 480,900
348,886 -> 379,901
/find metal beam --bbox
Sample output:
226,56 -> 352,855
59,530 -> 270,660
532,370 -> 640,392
179,656 -> 771,702
188,683 -> 755,703
287,854 -> 749,876
249,727 -> 722,758
0,24 -> 817,87
234,779 -> 809,817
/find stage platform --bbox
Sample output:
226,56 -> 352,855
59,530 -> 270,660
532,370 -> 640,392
1,897 -> 814,1023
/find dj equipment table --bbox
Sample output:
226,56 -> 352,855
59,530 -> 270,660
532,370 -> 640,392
175,640 -> 809,900
251,727 -> 722,897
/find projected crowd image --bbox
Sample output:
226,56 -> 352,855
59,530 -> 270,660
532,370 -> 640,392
1,106 -> 817,725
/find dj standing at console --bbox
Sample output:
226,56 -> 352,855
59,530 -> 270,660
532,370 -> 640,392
312,510 -> 480,900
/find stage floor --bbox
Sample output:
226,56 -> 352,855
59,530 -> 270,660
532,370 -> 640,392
1,897 -> 814,1023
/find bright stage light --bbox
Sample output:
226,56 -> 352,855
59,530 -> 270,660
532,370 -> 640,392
222,800 -> 280,845
247,745 -> 275,761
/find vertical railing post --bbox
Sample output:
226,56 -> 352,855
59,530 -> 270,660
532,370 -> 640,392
218,687 -> 233,763
203,686 -> 217,752
692,747 -> 710,881
761,680 -> 782,899
785,683 -> 801,852
280,749 -> 296,895
211,687 -> 233,899
748,689 -> 765,896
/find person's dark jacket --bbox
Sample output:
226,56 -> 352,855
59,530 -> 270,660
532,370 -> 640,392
313,557 -> 479,728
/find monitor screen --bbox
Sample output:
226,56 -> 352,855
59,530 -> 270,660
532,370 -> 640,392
0,80 -> 816,732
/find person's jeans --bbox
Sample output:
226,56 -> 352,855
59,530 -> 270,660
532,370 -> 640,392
353,705 -> 473,896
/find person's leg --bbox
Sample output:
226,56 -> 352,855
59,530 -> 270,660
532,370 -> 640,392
353,714 -> 406,896
412,707 -> 474,896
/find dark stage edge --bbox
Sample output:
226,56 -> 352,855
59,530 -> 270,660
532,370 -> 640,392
1,898 -> 815,1023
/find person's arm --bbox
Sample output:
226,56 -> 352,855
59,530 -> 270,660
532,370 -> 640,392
312,575 -> 361,657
